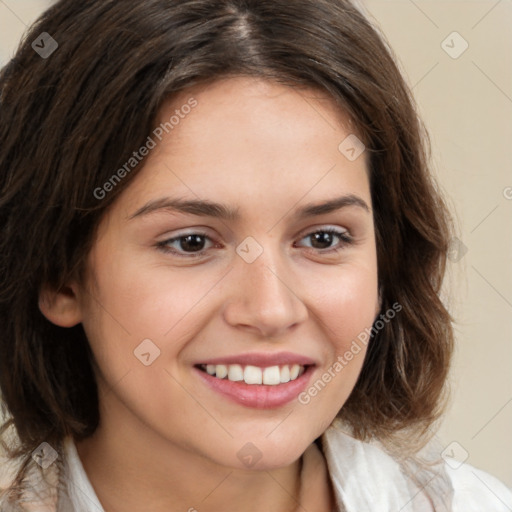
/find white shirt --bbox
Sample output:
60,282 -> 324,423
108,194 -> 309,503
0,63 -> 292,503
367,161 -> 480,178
2,421 -> 512,511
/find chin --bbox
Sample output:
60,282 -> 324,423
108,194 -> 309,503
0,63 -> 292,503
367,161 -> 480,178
214,432 -> 312,471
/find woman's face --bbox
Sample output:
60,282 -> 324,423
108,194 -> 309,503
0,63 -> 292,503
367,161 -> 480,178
76,76 -> 380,469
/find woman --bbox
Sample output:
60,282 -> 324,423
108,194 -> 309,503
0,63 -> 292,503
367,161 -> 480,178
0,1 -> 510,510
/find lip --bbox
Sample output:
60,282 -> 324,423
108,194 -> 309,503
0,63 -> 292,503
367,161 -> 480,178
194,363 -> 316,409
194,351 -> 317,367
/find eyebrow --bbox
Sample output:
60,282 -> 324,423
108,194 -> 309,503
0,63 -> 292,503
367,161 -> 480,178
128,194 -> 370,221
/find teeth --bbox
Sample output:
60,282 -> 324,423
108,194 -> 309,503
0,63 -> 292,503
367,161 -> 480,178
201,363 -> 306,385
228,364 -> 244,382
262,366 -> 280,385
215,364 -> 228,379
290,364 -> 300,380
280,365 -> 290,383
244,365 -> 262,384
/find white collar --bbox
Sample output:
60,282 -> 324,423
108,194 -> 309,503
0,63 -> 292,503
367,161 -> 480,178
321,422 -> 451,511
61,437 -> 105,512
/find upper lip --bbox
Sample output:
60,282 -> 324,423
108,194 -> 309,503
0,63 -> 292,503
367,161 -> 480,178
195,351 -> 316,367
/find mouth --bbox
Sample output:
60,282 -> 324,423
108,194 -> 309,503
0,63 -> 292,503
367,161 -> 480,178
193,361 -> 315,409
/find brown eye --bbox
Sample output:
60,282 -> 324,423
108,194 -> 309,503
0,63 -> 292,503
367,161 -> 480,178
295,228 -> 353,253
176,234 -> 207,252
157,232 -> 215,258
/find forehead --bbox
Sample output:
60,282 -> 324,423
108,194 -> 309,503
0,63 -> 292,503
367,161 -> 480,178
158,76 -> 360,152
117,76 -> 370,221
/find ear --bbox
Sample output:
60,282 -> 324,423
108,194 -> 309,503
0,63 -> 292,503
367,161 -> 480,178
39,283 -> 82,327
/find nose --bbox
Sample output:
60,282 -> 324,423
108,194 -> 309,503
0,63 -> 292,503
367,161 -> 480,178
222,244 -> 309,338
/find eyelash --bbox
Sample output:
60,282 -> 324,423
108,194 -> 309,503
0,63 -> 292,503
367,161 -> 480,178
156,228 -> 353,259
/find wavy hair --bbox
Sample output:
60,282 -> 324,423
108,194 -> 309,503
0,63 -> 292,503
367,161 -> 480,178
0,0 -> 454,499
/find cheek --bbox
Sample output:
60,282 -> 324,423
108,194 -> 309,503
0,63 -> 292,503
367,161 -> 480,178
299,259 -> 378,404
85,248 -> 211,336
79,248 -> 228,388
307,258 -> 379,348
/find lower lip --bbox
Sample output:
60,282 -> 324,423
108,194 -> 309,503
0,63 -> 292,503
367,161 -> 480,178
194,365 -> 315,409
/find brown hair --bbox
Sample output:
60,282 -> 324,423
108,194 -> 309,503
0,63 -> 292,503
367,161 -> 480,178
0,0 -> 453,491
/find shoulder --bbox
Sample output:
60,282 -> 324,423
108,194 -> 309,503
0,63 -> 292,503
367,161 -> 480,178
320,422 -> 512,512
0,446 -> 22,507
446,461 -> 512,511
0,442 -> 60,512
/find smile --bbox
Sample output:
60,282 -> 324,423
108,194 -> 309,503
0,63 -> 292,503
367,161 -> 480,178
198,363 -> 306,385
194,363 -> 315,409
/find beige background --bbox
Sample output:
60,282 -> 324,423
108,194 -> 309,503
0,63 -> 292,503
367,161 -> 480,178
1,0 -> 511,487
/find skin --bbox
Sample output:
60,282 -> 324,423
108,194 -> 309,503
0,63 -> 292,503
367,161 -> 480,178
40,76 -> 380,512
